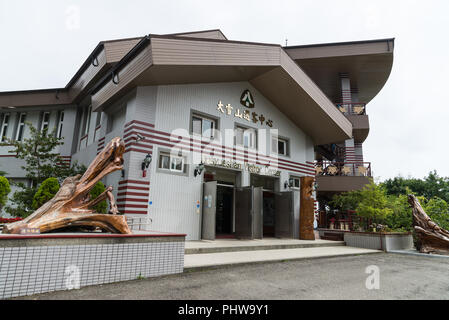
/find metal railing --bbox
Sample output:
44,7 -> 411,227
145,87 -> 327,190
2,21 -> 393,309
335,103 -> 366,115
318,210 -> 373,231
125,216 -> 153,231
315,160 -> 372,177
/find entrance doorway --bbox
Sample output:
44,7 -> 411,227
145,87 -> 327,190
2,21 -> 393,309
202,167 -> 240,240
263,191 -> 276,237
216,185 -> 233,237
250,174 -> 278,237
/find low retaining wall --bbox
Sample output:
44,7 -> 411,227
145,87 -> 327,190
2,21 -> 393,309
0,231 -> 185,299
344,232 -> 413,251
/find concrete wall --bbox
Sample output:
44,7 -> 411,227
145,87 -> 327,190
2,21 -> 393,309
344,232 -> 414,251
0,234 -> 185,299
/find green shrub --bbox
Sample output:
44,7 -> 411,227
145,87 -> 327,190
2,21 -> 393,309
90,181 -> 108,214
423,196 -> 449,231
32,177 -> 60,210
0,176 -> 11,212
331,181 -> 392,226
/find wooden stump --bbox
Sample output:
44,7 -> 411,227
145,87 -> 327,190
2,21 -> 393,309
299,176 -> 315,240
2,137 -> 131,235
409,194 -> 449,255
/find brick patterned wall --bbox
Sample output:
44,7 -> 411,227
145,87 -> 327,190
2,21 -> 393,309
0,239 -> 184,299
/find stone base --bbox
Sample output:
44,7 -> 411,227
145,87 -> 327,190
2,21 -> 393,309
0,231 -> 185,299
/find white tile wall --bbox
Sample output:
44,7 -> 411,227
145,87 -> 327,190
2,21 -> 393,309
0,240 -> 185,299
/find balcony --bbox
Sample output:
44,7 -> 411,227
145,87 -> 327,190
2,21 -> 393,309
335,103 -> 369,142
315,160 -> 372,193
335,103 -> 366,115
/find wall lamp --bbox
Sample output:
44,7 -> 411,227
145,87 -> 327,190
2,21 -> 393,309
194,162 -> 205,177
141,153 -> 152,171
284,178 -> 294,189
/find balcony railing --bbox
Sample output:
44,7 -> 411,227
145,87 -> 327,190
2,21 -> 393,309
318,210 -> 374,231
335,103 -> 366,115
315,160 -> 372,177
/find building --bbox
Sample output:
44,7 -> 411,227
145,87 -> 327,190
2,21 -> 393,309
0,30 -> 394,240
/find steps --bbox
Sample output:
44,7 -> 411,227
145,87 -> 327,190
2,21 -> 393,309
184,238 -> 381,271
185,238 -> 345,254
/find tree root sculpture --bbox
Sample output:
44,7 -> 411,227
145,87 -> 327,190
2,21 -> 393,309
2,137 -> 131,234
408,194 -> 449,255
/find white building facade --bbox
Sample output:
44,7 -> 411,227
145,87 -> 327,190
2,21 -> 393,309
0,30 -> 394,239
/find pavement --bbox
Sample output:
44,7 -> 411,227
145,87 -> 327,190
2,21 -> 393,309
12,253 -> 449,300
184,246 -> 380,270
185,238 -> 345,253
184,238 -> 379,270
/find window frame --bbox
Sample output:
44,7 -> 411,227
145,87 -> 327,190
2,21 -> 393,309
83,105 -> 92,136
0,113 -> 10,142
40,111 -> 51,133
235,124 -> 258,150
289,175 -> 301,189
15,112 -> 27,141
156,148 -> 189,176
190,110 -> 219,140
271,135 -> 290,157
56,111 -> 64,138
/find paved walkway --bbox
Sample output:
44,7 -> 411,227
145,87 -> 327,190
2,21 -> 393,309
185,238 -> 342,250
184,245 -> 380,270
14,253 -> 449,300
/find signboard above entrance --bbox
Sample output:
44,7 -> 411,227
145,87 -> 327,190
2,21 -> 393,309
203,156 -> 281,177
216,90 -> 273,128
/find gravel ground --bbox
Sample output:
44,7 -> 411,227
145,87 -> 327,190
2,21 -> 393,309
11,253 -> 449,300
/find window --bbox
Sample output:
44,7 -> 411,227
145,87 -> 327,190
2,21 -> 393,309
0,113 -> 10,142
235,126 -> 257,149
191,113 -> 217,139
16,113 -> 27,141
40,112 -> 50,133
83,105 -> 92,136
272,136 -> 289,156
56,111 -> 64,138
95,112 -> 102,127
290,176 -> 301,189
107,106 -> 125,134
158,152 -> 185,173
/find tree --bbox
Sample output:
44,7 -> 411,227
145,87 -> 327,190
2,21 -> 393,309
384,193 -> 414,232
1,123 -> 64,186
0,123 -> 87,218
381,171 -> 449,203
89,181 -> 108,214
0,176 -> 11,213
32,178 -> 60,210
423,196 -> 449,231
331,181 -> 393,228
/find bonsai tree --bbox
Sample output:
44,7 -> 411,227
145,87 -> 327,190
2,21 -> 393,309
0,176 -> 11,214
32,177 -> 60,210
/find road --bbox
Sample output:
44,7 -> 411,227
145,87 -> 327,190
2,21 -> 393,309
12,253 -> 449,300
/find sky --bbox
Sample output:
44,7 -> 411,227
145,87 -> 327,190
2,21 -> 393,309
0,0 -> 448,182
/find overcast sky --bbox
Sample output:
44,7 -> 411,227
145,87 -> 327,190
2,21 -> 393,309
0,0 -> 448,182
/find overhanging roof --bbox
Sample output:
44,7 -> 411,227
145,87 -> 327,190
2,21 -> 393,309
284,38 -> 394,103
91,35 -> 353,145
0,37 -> 142,108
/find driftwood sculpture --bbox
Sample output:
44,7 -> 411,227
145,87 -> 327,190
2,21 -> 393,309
408,194 -> 449,255
299,176 -> 315,240
2,137 -> 131,234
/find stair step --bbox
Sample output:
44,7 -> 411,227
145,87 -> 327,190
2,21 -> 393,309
185,239 -> 345,255
184,246 -> 381,271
